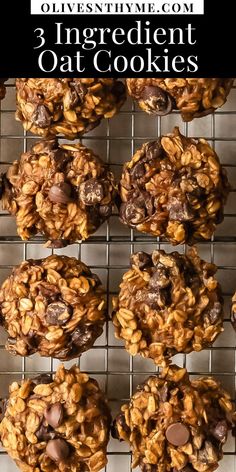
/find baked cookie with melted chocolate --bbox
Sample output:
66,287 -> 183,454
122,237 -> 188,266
126,78 -> 233,121
0,365 -> 111,472
113,364 -> 233,472
16,78 -> 126,139
0,255 -> 106,360
112,248 -> 224,365
1,138 -> 116,247
119,127 -> 229,245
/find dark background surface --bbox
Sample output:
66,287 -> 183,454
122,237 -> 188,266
0,0 -> 234,77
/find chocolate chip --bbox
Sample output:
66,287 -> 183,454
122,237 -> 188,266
87,207 -> 101,229
144,194 -> 154,217
182,263 -> 199,288
145,141 -> 163,161
29,258 -> 43,266
67,88 -> 79,108
54,347 -> 72,360
7,337 -> 16,346
205,302 -> 223,325
131,190 -> 154,216
83,119 -> 101,135
2,398 -> 9,416
53,149 -> 72,171
72,81 -> 87,102
231,308 -> 236,331
90,273 -> 102,287
40,139 -> 58,153
186,179 -> 205,200
166,422 -> 190,446
193,107 -> 215,119
130,252 -> 152,270
197,441 -> 218,463
32,105 -> 52,128
79,178 -> 104,206
149,272 -> 162,290
141,86 -> 173,116
36,422 -> 56,441
47,240 -> 70,249
111,80 -> 126,98
113,413 -> 130,438
46,302 -> 72,326
149,268 -> 170,289
48,183 -> 72,204
22,331 -> 39,350
151,252 -> 161,266
110,423 -> 120,440
211,420 -> 228,443
168,198 -> 194,222
46,438 -> 70,462
72,325 -> 103,352
139,290 -> 154,309
44,403 -> 64,429
33,374 -> 52,385
120,202 -> 146,226
1,174 -> 12,200
131,162 -> 146,179
38,283 -> 59,300
215,208 -> 224,225
158,383 -> 169,402
145,290 -> 168,309
99,204 -> 112,219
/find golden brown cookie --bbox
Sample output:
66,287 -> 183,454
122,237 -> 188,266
16,78 -> 126,138
126,78 -> 233,121
113,365 -> 233,472
119,127 -> 229,245
1,138 -> 116,246
0,255 -> 106,359
0,365 -> 111,472
112,248 -> 224,365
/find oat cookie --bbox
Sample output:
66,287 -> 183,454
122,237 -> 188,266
1,138 -> 116,246
119,127 -> 229,245
231,292 -> 236,331
112,248 -> 223,365
0,255 -> 106,360
0,78 -> 8,100
16,78 -> 126,139
0,364 -> 111,472
126,78 -> 233,121
113,364 -> 233,472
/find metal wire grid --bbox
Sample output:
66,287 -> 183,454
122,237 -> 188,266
0,80 -> 236,471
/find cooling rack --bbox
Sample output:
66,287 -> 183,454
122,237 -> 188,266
0,80 -> 235,472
